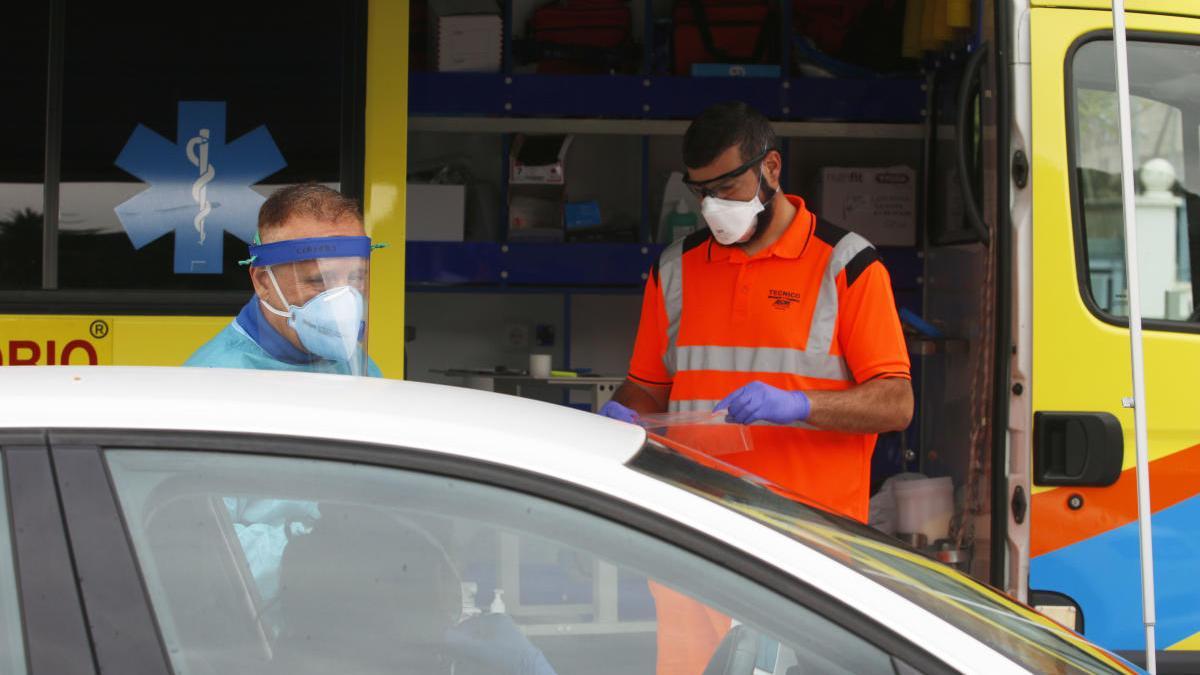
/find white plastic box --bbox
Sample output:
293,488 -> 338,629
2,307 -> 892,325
508,135 -> 573,241
894,475 -> 955,543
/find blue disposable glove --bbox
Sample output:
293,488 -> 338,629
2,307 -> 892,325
599,400 -> 639,424
445,613 -> 557,675
714,381 -> 811,425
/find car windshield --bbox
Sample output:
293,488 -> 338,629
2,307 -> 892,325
630,435 -> 1138,675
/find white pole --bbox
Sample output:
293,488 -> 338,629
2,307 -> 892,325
1110,2 -> 1158,672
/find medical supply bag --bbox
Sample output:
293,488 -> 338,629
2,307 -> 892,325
792,0 -> 871,56
524,0 -> 635,73
671,0 -> 775,75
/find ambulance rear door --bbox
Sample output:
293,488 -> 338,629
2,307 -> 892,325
1028,2 -> 1200,666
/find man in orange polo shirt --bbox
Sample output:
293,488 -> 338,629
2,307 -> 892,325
600,101 -> 912,675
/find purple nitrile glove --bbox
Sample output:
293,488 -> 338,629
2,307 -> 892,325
599,400 -> 640,424
714,381 -> 811,425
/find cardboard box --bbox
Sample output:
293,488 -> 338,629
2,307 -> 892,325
818,166 -> 917,247
406,184 -> 466,241
429,0 -> 502,73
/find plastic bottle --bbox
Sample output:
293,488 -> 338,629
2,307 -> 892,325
665,200 -> 698,242
490,588 -> 507,614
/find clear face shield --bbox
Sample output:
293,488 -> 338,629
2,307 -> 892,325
247,236 -> 377,376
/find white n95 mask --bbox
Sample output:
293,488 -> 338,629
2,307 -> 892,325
700,170 -> 774,245
262,269 -> 364,362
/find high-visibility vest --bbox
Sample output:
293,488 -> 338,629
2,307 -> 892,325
629,195 -> 910,521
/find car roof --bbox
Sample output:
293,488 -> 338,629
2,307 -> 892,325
0,366 -> 1037,673
0,366 -> 647,468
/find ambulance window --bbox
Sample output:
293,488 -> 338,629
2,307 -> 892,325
54,1 -> 352,293
1070,39 -> 1198,324
0,5 -> 48,291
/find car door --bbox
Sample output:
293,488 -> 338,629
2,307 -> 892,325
45,428 -> 950,675
1028,4 -> 1200,666
0,434 -> 95,675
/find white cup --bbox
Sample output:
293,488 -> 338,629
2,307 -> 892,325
529,354 -> 552,379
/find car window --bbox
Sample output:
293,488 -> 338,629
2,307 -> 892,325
0,460 -> 28,674
1070,38 -> 1199,324
632,436 -> 1136,675
106,448 -> 897,675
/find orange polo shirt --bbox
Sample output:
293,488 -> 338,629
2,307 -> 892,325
629,194 -> 910,522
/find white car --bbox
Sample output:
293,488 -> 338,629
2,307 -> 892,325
0,367 -> 1138,675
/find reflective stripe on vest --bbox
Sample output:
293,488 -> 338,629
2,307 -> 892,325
658,238 -> 686,377
674,345 -> 851,381
657,230 -> 872,381
807,231 -> 872,355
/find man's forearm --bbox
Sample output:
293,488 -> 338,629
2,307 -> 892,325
804,377 -> 913,434
613,380 -> 670,415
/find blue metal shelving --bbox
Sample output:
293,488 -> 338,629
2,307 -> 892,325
406,241 -> 662,288
406,242 -> 923,292
409,0 -> 932,291
409,72 -> 925,123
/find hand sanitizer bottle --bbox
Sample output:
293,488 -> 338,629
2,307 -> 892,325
490,588 -> 507,614
666,200 -> 698,242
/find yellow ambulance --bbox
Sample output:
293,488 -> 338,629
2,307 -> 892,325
2,0 -> 1199,668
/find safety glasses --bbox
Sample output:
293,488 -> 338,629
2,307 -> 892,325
682,149 -> 771,199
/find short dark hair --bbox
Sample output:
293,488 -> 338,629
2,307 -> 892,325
258,182 -> 362,233
682,101 -> 777,169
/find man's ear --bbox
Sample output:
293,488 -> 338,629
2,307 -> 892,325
250,268 -> 272,300
763,149 -> 783,188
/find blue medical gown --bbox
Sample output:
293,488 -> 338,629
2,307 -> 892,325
222,497 -> 321,616
184,298 -> 381,376
188,299 -> 379,616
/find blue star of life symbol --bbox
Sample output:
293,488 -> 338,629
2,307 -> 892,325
114,101 -> 286,274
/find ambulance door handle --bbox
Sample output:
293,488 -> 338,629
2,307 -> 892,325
1033,412 -> 1123,487
955,42 -> 991,246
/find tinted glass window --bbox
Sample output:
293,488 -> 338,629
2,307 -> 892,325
107,448 -> 895,675
0,460 -> 28,674
1071,39 -> 1200,323
631,437 -> 1135,674
0,5 -> 48,290
56,1 -> 344,290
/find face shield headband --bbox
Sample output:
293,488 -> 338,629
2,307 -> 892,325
240,236 -> 383,365
243,235 -> 378,268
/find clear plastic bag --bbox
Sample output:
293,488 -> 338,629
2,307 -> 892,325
637,410 -> 727,429
638,411 -> 755,456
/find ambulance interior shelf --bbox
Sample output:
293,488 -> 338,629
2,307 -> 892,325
410,2 -> 995,587
408,72 -> 926,123
432,368 -> 625,411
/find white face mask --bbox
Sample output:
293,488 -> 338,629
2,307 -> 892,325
700,170 -> 766,245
